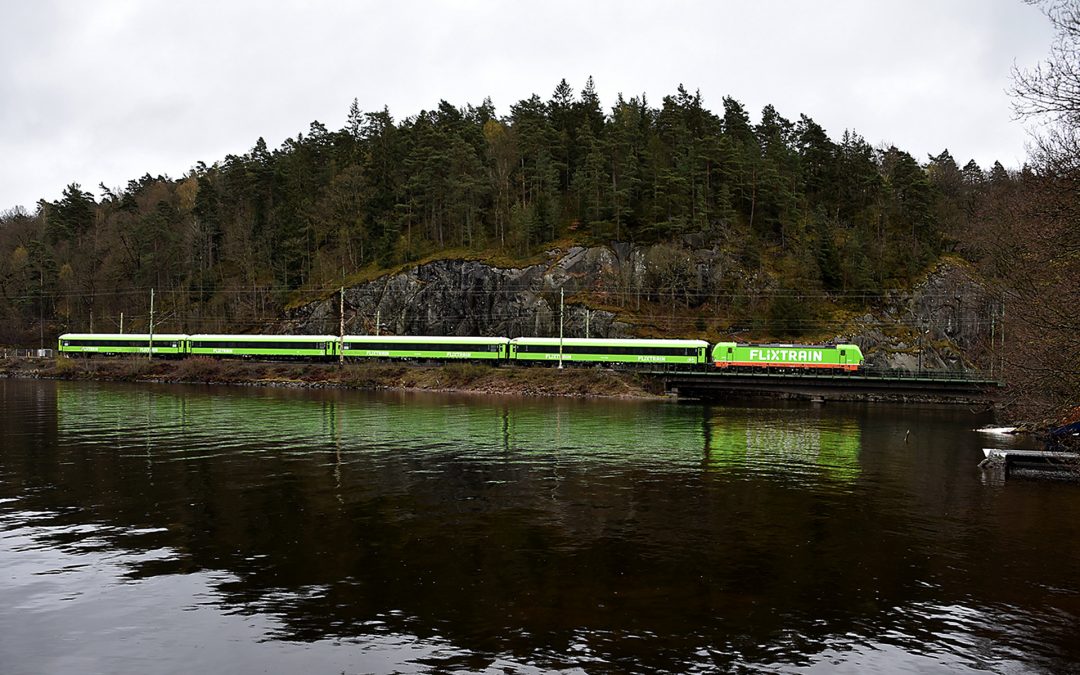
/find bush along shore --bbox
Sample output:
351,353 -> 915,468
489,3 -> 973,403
0,357 -> 665,399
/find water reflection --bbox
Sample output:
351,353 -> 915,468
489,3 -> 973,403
1,379 -> 1079,673
704,406 -> 861,484
54,382 -> 715,464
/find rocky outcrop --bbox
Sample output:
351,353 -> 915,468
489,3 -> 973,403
284,247 -> 636,338
285,240 -> 755,340
285,245 -> 998,373
848,260 -> 1000,371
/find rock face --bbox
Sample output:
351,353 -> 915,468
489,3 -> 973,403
285,245 -> 998,373
284,247 -> 635,339
849,260 -> 1000,371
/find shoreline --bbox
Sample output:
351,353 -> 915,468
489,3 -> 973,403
0,357 -> 667,400
0,356 -> 1006,410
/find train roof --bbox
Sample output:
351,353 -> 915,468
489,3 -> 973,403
59,333 -> 187,340
712,341 -> 861,348
342,335 -> 509,343
188,334 -> 339,340
512,337 -> 709,347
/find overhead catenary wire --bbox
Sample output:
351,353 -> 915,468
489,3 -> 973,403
7,284 -> 1002,302
17,274 -> 1008,345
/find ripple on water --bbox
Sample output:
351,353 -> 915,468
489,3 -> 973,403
2,380 -> 1079,673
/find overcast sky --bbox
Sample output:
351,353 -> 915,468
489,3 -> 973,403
0,0 -> 1055,212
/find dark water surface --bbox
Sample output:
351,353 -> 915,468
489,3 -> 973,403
2,379 -> 1078,674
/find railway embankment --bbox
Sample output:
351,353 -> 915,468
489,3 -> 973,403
0,357 -> 664,399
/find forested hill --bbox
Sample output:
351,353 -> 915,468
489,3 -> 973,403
1,78 -> 1013,343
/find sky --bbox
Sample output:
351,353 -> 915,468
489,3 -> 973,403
0,0 -> 1056,213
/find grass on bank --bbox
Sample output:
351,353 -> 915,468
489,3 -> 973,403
19,357 -> 660,399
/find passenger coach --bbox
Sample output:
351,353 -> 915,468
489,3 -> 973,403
340,335 -> 510,360
187,334 -> 337,359
509,337 -> 709,366
58,333 -> 186,357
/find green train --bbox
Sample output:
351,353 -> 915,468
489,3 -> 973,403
56,333 -> 188,356
712,342 -> 863,372
341,335 -> 509,361
510,337 -> 707,365
57,333 -> 863,372
187,334 -> 339,359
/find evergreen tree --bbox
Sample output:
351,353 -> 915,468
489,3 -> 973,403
607,94 -> 647,240
754,106 -> 799,244
509,94 -> 560,247
814,215 -> 843,290
720,97 -> 760,228
881,146 -> 937,272
961,159 -> 984,186
577,76 -> 605,137
927,149 -> 965,251
988,160 -> 1010,184
42,184 -> 95,243
548,79 -> 575,193
795,115 -> 836,207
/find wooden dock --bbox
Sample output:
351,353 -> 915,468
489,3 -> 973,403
979,448 -> 1080,475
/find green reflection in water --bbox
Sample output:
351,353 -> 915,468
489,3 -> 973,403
704,407 -> 861,482
55,383 -> 710,467
55,382 -> 861,482
56,382 -> 343,451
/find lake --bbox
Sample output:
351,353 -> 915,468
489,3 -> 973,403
1,379 -> 1078,673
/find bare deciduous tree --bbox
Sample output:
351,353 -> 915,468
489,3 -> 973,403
1002,0 -> 1080,424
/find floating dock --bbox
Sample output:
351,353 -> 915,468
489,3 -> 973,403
979,448 -> 1080,475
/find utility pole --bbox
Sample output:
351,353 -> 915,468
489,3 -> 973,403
90,310 -> 93,333
375,309 -> 381,336
585,309 -> 590,339
120,312 -> 124,334
1000,296 -> 1005,381
918,327 -> 929,373
39,268 -> 44,351
148,288 -> 154,360
558,288 -> 564,370
339,286 -> 345,365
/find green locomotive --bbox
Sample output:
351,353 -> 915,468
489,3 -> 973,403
712,342 -> 864,372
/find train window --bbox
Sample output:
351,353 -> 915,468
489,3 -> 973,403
515,344 -> 696,356
840,350 -> 846,356
344,341 -> 500,353
191,341 -> 325,350
66,339 -> 151,348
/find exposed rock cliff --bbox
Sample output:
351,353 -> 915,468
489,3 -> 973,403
285,245 -> 998,373
849,259 -> 1000,371
284,246 -> 635,338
